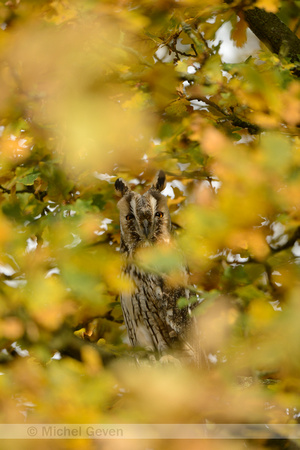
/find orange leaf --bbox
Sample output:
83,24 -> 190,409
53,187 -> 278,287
256,0 -> 279,13
231,14 -> 248,48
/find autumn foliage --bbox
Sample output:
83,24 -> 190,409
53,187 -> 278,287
0,0 -> 300,448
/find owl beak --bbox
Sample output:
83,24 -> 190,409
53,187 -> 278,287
142,219 -> 149,238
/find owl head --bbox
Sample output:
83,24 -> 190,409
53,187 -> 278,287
115,171 -> 171,255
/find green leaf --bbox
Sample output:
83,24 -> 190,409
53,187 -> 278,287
235,285 -> 269,307
18,171 -> 41,186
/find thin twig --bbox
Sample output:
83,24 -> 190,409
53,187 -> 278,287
0,185 -> 10,194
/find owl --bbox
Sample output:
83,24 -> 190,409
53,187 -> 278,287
115,171 -> 205,366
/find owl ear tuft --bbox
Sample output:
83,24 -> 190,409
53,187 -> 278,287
153,170 -> 166,192
115,178 -> 130,197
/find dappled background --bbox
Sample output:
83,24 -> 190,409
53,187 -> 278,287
0,0 -> 300,448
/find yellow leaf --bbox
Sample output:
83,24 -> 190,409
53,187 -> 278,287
165,99 -> 189,117
227,229 -> 270,261
28,278 -> 76,331
249,298 -> 276,330
81,345 -> 102,375
256,0 -> 279,13
74,328 -> 86,340
0,214 -> 13,246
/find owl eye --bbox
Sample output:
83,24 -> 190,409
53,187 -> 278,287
126,213 -> 134,221
155,211 -> 164,218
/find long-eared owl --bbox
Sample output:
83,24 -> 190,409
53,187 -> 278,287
115,170 -> 201,365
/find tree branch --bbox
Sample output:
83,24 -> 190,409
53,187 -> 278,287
187,94 -> 260,134
0,184 -> 47,201
243,7 -> 300,64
